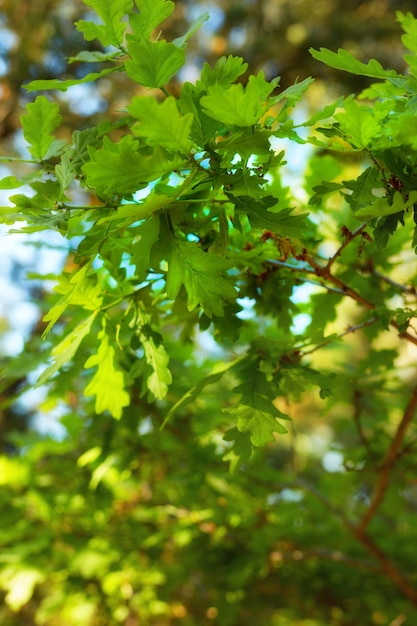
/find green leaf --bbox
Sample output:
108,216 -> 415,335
130,0 -> 175,38
37,314 -> 96,386
308,181 -> 345,206
310,47 -> 399,79
83,136 -> 187,198
21,96 -> 62,160
282,365 -> 336,400
173,12 -> 210,48
142,337 -> 172,400
75,0 -> 132,47
397,11 -> 417,76
125,38 -> 185,88
128,96 -> 193,152
302,98 -> 344,127
216,129 -> 273,160
388,112 -> 417,150
98,195 -> 172,226
55,151 -> 76,197
130,216 -> 163,281
24,68 -> 119,93
200,55 -> 248,88
68,50 -> 121,63
223,427 -> 253,470
343,166 -> 382,212
355,191 -> 417,221
42,265 -> 103,337
201,81 -> 265,127
161,359 -> 241,428
230,194 -> 308,236
68,128 -> 100,174
273,76 -> 314,106
373,211 -> 404,248
84,324 -> 130,419
225,404 -> 287,446
166,240 -> 236,317
179,82 -> 221,145
224,360 -> 288,445
135,306 -> 172,400
0,176 -> 25,189
334,98 -> 381,148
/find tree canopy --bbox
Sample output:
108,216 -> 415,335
2,1 -> 417,625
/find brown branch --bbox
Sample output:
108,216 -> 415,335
296,478 -> 417,608
268,255 -> 417,348
357,383 -> 417,534
326,223 -> 369,270
353,529 -> 417,607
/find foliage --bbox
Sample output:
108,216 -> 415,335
2,2 -> 417,625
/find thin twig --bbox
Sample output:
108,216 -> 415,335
300,317 -> 378,357
366,266 -> 417,296
326,223 -> 369,269
269,255 -> 417,348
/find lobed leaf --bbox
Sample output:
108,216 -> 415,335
125,38 -> 185,88
83,137 -> 187,198
166,241 -> 236,317
42,266 -> 103,337
130,0 -> 175,38
84,325 -> 130,419
200,55 -> 248,88
76,0 -> 132,47
201,81 -> 265,127
37,314 -> 96,386
21,96 -> 62,161
335,98 -> 382,148
310,47 -> 399,79
225,404 -> 287,446
25,68 -> 119,93
128,96 -> 193,152
230,193 -> 308,236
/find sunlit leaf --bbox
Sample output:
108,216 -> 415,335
129,96 -> 193,151
130,0 -> 175,38
201,81 -> 265,127
125,38 -> 185,88
310,47 -> 399,79
76,0 -> 132,46
165,240 -> 236,317
37,313 -> 96,386
200,55 -> 248,88
42,265 -> 103,337
83,136 -> 187,197
21,96 -> 62,160
84,325 -> 130,419
24,68 -> 119,92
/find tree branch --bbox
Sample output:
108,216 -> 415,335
268,254 -> 417,348
326,222 -> 369,269
296,478 -> 417,608
357,383 -> 417,534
